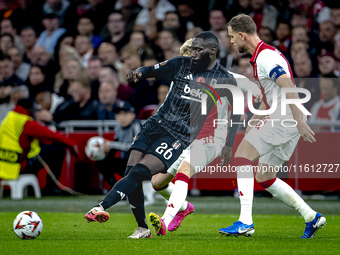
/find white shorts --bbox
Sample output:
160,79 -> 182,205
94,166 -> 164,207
167,136 -> 225,176
244,117 -> 300,167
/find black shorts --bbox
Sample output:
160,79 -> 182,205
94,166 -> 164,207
129,120 -> 185,169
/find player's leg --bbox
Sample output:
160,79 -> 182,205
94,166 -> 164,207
256,152 -> 326,238
152,149 -> 190,213
124,150 -> 153,238
220,121 -> 274,237
85,150 -> 145,225
219,139 -> 258,237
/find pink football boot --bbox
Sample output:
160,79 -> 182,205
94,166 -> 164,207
168,202 -> 194,231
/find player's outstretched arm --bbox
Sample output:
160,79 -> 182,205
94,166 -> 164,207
276,74 -> 316,143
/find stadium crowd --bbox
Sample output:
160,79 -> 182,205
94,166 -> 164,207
0,0 -> 340,194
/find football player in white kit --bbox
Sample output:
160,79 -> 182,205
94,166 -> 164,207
218,14 -> 326,239
148,72 -> 262,236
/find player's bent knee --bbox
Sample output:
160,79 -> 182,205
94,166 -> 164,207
177,161 -> 193,178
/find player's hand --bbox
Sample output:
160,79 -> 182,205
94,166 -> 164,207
220,145 -> 232,166
133,136 -> 137,141
126,70 -> 142,83
297,122 -> 316,143
254,94 -> 263,103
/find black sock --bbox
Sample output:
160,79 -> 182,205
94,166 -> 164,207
123,166 -> 148,228
101,164 -> 151,209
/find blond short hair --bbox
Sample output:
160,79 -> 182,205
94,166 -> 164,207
180,38 -> 193,57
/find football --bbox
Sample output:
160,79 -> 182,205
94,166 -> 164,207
13,211 -> 43,240
85,136 -> 106,161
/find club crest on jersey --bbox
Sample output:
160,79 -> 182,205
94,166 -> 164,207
160,60 -> 168,65
197,77 -> 205,83
172,140 -> 181,150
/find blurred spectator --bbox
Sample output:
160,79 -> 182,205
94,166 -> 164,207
302,0 -> 329,30
0,52 -> 24,86
334,40 -> 340,76
97,42 -> 125,84
42,0 -> 71,28
86,0 -> 114,36
20,26 -> 38,64
293,54 -> 320,111
26,65 -> 50,100
134,0 -> 176,40
291,7 -> 309,29
77,15 -> 102,49
53,75 -> 99,123
99,64 -> 135,102
290,41 -> 309,62
169,41 -> 182,58
30,45 -> 56,84
330,2 -> 340,41
53,32 -> 74,70
36,13 -> 66,55
237,54 -> 254,80
185,26 -> 203,41
97,81 -> 119,120
74,35 -> 94,68
156,29 -> 178,61
0,85 -> 29,123
291,26 -> 309,44
319,20 -> 336,44
227,0 -> 252,19
8,47 -> 30,82
318,49 -> 338,76
103,12 -> 130,53
128,30 -> 155,61
175,1 -> 210,32
309,74 -> 340,132
113,0 -> 143,35
0,80 -> 11,105
258,26 -> 276,46
0,18 -> 24,53
162,11 -> 181,31
56,57 -> 86,99
87,56 -> 102,98
0,33 -> 14,54
249,0 -> 280,32
273,21 -> 292,53
217,29 -> 231,68
208,9 -> 227,36
34,86 -> 65,127
98,101 -> 142,187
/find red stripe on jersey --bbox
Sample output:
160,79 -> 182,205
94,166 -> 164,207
196,105 -> 217,139
250,41 -> 297,110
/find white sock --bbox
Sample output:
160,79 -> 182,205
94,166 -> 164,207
162,180 -> 188,227
142,181 -> 155,204
237,165 -> 254,225
156,182 -> 188,211
265,178 -> 316,222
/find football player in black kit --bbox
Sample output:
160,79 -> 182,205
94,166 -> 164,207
85,31 -> 241,238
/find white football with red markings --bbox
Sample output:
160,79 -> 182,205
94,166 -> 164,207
13,211 -> 43,239
85,136 -> 106,161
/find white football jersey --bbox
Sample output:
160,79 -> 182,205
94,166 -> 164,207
250,41 -> 297,120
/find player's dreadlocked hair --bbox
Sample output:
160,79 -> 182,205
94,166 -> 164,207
194,32 -> 219,48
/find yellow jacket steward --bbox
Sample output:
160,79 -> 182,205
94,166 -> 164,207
0,111 -> 40,180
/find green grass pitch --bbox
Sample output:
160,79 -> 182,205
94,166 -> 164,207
1,212 -> 339,255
